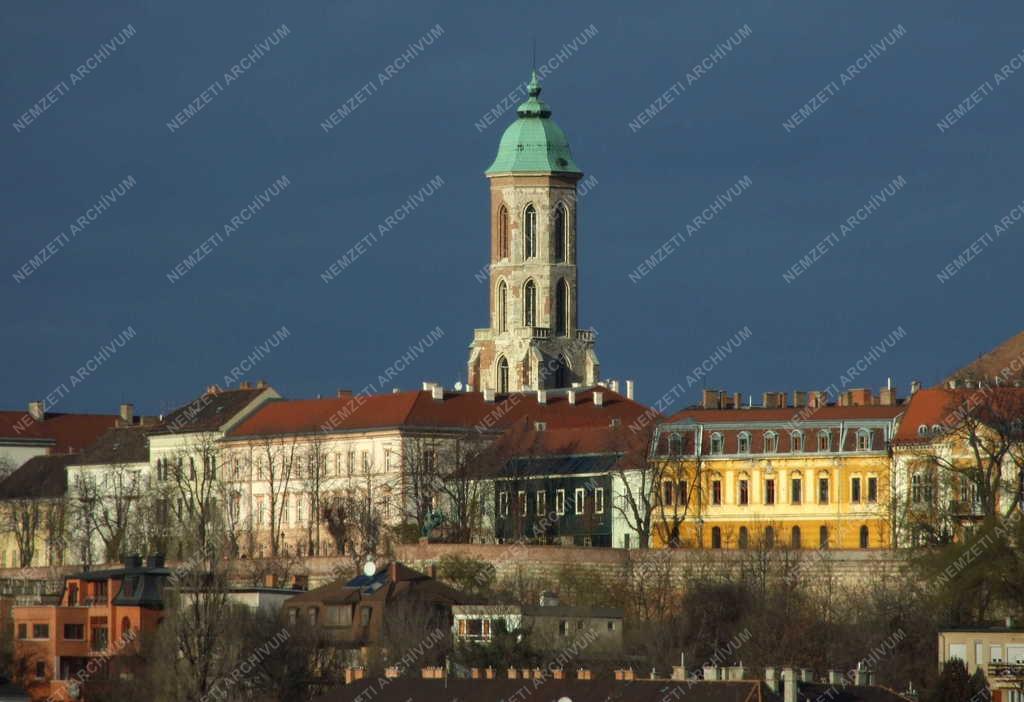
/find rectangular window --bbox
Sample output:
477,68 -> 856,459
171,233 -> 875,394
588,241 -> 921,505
499,492 -> 509,517
818,477 -> 829,504
362,450 -> 369,470
347,450 -> 355,473
868,477 -> 878,503
35,661 -> 45,679
325,605 -> 353,627
518,491 -> 527,517
536,491 -> 546,515
559,620 -> 568,636
575,488 -> 585,515
63,624 -> 84,640
32,624 -> 49,640
711,480 -> 722,505
384,449 -> 392,470
595,488 -> 605,514
678,480 -> 688,506
738,479 -> 749,505
851,477 -> 861,503
17,624 -> 26,640
556,489 -> 566,515
360,607 -> 371,627
308,607 -> 318,625
791,478 -> 802,504
765,479 -> 775,505
662,481 -> 674,505
992,645 -> 1004,663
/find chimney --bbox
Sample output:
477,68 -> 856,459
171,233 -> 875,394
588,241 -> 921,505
782,668 -> 798,702
392,388 -> 400,394
28,401 -> 45,421
205,384 -> 220,395
119,403 -> 134,423
537,389 -> 548,405
256,379 -> 267,389
793,391 -> 807,407
879,386 -> 896,406
702,389 -> 720,409
626,380 -> 635,400
854,665 -> 870,686
239,381 -> 251,390
910,380 -> 921,395
703,666 -> 719,681
567,390 -> 576,405
610,380 -> 619,393
422,382 -> 434,391
850,388 -> 872,406
764,392 -> 785,409
765,667 -> 779,693
337,389 -> 351,399
483,388 -> 495,402
431,385 -> 444,401
828,670 -> 843,685
593,391 -> 604,407
801,668 -> 814,683
733,392 -> 743,409
427,564 -> 437,579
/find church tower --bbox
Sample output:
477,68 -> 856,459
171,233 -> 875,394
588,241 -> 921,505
468,72 -> 599,393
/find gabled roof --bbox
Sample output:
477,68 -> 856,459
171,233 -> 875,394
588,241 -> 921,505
73,425 -> 151,465
0,454 -> 72,499
0,411 -> 119,453
947,329 -> 1024,385
150,387 -> 271,435
226,388 -> 652,438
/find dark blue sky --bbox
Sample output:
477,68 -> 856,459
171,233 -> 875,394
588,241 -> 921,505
3,1 -> 1023,416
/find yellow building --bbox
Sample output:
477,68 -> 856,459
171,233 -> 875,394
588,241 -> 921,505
651,390 -> 903,550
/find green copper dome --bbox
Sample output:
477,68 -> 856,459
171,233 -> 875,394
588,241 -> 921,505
485,72 -> 582,176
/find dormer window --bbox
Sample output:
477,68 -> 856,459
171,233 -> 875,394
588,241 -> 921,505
763,431 -> 779,453
790,431 -> 803,452
737,432 -> 751,454
710,433 -> 723,455
856,429 -> 872,451
817,431 -> 831,452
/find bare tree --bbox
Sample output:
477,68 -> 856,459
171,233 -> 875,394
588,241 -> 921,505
90,463 -> 143,563
250,434 -> 302,558
302,432 -> 333,557
166,433 -> 225,554
322,455 -> 390,570
68,474 -> 102,569
433,433 -> 492,542
608,425 -> 664,549
652,432 -> 707,548
7,498 -> 41,567
398,436 -> 440,535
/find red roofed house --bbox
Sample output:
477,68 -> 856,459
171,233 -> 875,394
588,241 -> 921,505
0,402 -> 128,472
219,384 -> 653,557
891,384 -> 1024,546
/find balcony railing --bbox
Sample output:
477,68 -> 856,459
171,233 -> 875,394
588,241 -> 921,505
987,662 -> 1024,679
575,329 -> 596,343
531,327 -> 551,340
948,500 -> 985,517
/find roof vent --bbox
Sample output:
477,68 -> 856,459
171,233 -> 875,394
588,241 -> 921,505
431,385 -> 444,401
625,380 -> 635,400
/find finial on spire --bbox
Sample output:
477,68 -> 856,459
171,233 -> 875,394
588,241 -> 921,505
527,70 -> 541,97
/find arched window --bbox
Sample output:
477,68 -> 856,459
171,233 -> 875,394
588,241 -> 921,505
497,281 -> 508,332
859,525 -> 869,549
710,433 -> 724,455
791,525 -> 801,548
668,433 -> 683,456
917,425 -> 929,436
554,354 -> 569,388
711,527 -> 722,549
496,357 -> 509,394
856,429 -> 872,451
764,526 -> 775,548
523,280 -> 536,327
819,525 -> 829,549
553,203 -> 567,262
817,431 -> 831,452
524,205 -> 537,259
930,424 -> 943,435
555,279 -> 569,336
763,431 -> 779,453
790,431 -> 803,452
737,432 -> 751,454
738,526 -> 749,549
497,205 -> 509,259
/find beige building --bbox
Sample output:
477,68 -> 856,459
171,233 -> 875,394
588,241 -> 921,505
938,623 -> 1024,701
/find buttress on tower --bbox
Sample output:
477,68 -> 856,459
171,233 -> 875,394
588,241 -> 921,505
467,72 -> 599,393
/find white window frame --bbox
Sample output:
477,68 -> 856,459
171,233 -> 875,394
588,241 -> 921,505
595,488 -> 605,514
518,490 -> 527,517
710,432 -> 723,455
536,491 -> 546,515
574,487 -> 585,515
737,432 -> 751,454
499,491 -> 509,517
555,489 -> 566,515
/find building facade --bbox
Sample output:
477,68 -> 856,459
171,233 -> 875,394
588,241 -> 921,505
468,72 -> 598,393
651,389 -> 903,550
938,623 -> 1024,702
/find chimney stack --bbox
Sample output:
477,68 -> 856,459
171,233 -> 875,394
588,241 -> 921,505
239,381 -> 251,390
337,389 -> 351,399
483,388 -> 495,402
910,380 -> 921,395
625,380 -> 635,400
119,403 -> 134,423
431,384 -> 444,401
782,668 -> 798,702
792,391 -> 807,407
610,380 -> 619,393
28,401 -> 45,422
537,389 -> 548,405
567,390 -> 576,405
256,379 -> 267,389
702,389 -> 720,409
765,667 -> 779,694
593,391 -> 604,407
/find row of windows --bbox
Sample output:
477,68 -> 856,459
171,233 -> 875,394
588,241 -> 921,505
706,524 -> 871,549
497,203 -> 573,263
664,428 -> 877,456
167,446 -> 401,484
498,487 -> 605,518
495,353 -> 572,393
661,475 -> 879,507
496,278 -> 572,334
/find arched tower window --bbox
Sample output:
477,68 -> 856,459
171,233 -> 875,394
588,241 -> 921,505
553,203 -> 567,262
524,205 -> 537,259
496,357 -> 509,394
523,280 -> 536,327
554,354 -> 569,388
497,281 -> 508,332
554,279 -> 569,336
497,205 -> 509,259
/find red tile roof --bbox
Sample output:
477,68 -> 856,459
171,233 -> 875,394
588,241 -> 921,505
150,387 -> 270,434
667,405 -> 903,424
893,386 -> 1024,444
226,388 -> 652,438
0,411 -> 119,453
